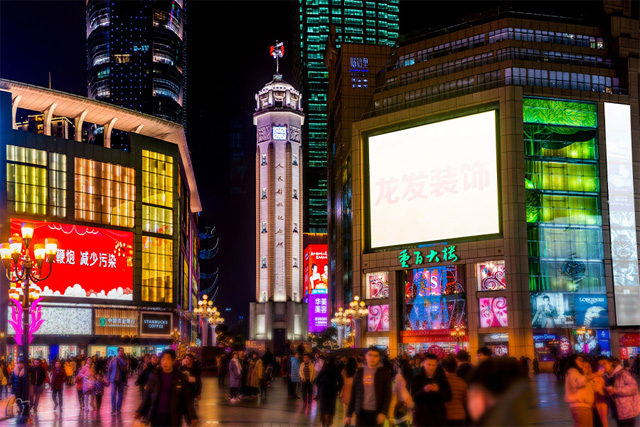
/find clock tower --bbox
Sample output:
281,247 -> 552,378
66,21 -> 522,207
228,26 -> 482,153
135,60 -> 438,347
249,63 -> 307,347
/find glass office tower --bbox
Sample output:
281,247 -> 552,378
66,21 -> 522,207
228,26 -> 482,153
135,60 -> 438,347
293,0 -> 399,232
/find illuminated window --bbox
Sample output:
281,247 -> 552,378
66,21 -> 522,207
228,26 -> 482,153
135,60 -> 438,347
183,257 -> 189,309
142,150 -> 174,208
142,205 -> 173,235
6,145 -> 48,216
142,236 -> 173,303
75,158 -> 135,227
48,153 -> 67,218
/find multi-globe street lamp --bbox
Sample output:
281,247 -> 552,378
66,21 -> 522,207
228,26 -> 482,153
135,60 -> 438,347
193,294 -> 224,346
0,222 -> 58,421
451,325 -> 466,352
331,296 -> 368,348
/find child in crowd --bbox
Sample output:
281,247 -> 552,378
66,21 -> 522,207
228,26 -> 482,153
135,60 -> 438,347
75,373 -> 85,410
93,372 -> 109,411
82,366 -> 96,412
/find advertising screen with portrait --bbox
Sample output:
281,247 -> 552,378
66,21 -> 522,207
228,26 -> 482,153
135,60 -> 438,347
10,218 -> 133,300
574,294 -> 609,328
479,297 -> 508,328
574,329 -> 611,357
367,305 -> 389,332
367,110 -> 499,248
303,244 -> 328,298
530,292 -> 576,328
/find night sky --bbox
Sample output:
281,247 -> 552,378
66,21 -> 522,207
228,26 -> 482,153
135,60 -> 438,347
0,0 -> 606,324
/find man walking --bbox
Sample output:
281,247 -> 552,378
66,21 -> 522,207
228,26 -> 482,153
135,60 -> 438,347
29,358 -> 47,413
50,360 -> 68,411
411,353 -> 452,427
134,349 -> 198,426
344,346 -> 393,427
299,353 -> 316,407
107,347 -> 128,413
180,354 -> 202,401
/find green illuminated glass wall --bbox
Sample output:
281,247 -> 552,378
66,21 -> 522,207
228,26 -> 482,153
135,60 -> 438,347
524,98 -> 605,293
295,0 -> 399,232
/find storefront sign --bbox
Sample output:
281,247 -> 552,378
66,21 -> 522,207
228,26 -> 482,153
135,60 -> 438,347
140,312 -> 172,337
533,333 -> 558,341
11,219 -> 133,300
400,329 -> 469,343
399,245 -> 458,268
620,333 -> 640,347
621,348 -> 629,359
95,309 -> 138,336
309,292 -> 329,333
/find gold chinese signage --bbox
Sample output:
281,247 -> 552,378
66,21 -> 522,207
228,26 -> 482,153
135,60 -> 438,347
94,309 -> 139,336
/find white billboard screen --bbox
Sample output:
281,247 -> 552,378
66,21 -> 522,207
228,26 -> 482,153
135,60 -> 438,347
368,111 -> 499,248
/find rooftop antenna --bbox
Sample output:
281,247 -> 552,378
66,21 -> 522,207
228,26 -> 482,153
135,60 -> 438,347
270,41 -> 284,74
48,72 -> 51,89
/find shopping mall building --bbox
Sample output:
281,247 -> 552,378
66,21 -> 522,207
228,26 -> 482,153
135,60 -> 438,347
0,80 -> 202,360
326,4 -> 640,363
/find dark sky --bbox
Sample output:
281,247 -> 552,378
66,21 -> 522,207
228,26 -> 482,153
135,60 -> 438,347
0,0 -> 608,322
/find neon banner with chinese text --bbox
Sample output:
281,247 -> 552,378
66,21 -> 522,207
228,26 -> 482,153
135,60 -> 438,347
11,218 -> 133,300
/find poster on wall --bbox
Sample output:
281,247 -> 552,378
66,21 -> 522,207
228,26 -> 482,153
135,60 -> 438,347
10,219 -> 133,300
367,305 -> 389,331
477,261 -> 506,291
366,272 -> 389,299
479,297 -> 508,327
304,245 -> 328,298
530,293 -> 576,328
574,329 -> 611,357
574,294 -> 608,327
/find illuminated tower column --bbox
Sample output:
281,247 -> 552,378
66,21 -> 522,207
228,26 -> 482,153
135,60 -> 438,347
249,50 -> 307,346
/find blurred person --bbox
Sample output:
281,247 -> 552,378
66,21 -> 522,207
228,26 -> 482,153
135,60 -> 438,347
11,359 -> 26,399
75,370 -> 85,409
411,353 -> 452,427
82,364 -> 96,412
476,347 -> 492,364
229,351 -> 242,402
218,353 -> 228,387
64,360 -> 74,386
50,360 -> 68,412
315,356 -> 343,427
290,352 -> 302,399
565,354 -> 602,427
391,364 -> 413,427
181,354 -> 202,401
583,362 -> 608,426
598,356 -> 640,426
93,372 -> 109,411
442,356 -> 467,426
107,347 -> 128,414
299,353 -> 316,407
341,356 -> 358,414
344,346 -> 392,427
467,357 -> 530,426
313,352 -> 325,400
136,354 -> 152,395
533,357 -> 540,375
29,358 -> 47,413
455,350 -> 475,384
247,352 -> 263,399
134,349 -> 198,426
0,360 -> 8,399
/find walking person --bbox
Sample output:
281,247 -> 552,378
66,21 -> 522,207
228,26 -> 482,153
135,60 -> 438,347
29,358 -> 47,413
315,356 -> 343,427
391,365 -> 413,427
411,353 -> 453,427
106,347 -> 128,414
134,349 -> 198,426
341,356 -> 357,415
93,372 -> 109,412
564,354 -> 602,427
229,351 -> 242,402
75,370 -> 85,410
247,352 -> 263,400
290,352 -> 302,399
82,365 -> 96,412
50,360 -> 68,412
218,353 -> 228,387
180,354 -> 203,401
598,356 -> 640,426
0,361 -> 8,399
300,353 -> 316,407
442,356 -> 467,426
455,350 -> 475,384
344,346 -> 393,427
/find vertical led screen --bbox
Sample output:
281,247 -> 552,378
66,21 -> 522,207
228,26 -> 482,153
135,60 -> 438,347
403,266 -> 466,331
604,103 -> 640,326
10,218 -> 133,299
305,245 -> 329,332
476,261 -> 506,291
368,305 -> 389,331
367,110 -> 499,248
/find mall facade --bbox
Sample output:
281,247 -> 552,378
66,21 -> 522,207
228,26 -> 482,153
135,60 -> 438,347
327,5 -> 640,363
0,79 -> 202,360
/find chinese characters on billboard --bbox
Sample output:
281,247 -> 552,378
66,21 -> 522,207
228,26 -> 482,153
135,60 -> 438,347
309,293 -> 329,333
11,219 -> 133,300
304,245 -> 328,297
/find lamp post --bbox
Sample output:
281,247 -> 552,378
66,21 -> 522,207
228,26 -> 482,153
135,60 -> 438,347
193,295 -> 224,346
331,296 -> 368,348
330,308 -> 350,348
450,325 -> 466,352
0,222 -> 57,422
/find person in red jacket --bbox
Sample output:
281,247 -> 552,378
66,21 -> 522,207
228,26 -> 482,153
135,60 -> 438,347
50,360 -> 68,412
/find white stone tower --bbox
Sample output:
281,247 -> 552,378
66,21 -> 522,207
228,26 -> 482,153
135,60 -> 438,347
249,66 -> 308,349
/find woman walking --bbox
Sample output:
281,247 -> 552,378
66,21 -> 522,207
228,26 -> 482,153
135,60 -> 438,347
315,356 -> 344,427
340,357 -> 358,415
564,354 -> 602,427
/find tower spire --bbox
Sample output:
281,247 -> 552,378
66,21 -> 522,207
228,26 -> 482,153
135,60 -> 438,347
270,40 -> 284,75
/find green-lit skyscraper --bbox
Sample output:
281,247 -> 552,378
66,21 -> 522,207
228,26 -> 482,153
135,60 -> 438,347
293,0 -> 399,232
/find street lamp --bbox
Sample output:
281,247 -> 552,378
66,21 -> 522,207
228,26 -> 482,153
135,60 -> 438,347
0,223 -> 57,421
450,325 -> 466,352
193,295 -> 224,346
331,296 -> 368,348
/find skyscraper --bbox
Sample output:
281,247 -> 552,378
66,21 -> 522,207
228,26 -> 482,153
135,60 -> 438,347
293,0 -> 399,232
86,0 -> 187,132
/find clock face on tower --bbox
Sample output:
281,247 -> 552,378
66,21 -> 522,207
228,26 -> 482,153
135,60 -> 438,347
272,126 -> 287,141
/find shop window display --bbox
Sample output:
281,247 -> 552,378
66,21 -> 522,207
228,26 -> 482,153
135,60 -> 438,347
367,305 -> 389,331
366,272 -> 389,299
476,261 -> 506,291
479,297 -> 508,327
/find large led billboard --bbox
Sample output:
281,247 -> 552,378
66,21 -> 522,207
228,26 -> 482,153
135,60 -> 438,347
367,110 -> 499,248
304,244 -> 329,332
11,219 -> 133,300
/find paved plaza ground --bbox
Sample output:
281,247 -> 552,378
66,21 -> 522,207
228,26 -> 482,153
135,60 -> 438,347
0,372 -> 636,426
